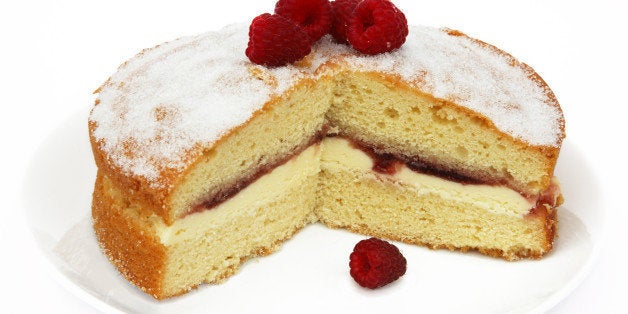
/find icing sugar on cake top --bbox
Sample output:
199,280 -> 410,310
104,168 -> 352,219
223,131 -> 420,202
90,23 -> 563,186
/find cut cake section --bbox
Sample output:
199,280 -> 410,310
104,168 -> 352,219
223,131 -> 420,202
327,71 -> 559,196
316,137 -> 559,260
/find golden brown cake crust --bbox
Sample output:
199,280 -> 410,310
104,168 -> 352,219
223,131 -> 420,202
92,171 -> 166,298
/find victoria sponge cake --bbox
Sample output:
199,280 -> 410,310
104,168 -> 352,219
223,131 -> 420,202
89,20 -> 565,299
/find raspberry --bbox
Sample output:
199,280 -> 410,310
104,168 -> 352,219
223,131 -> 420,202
330,0 -> 361,44
275,0 -> 333,43
349,237 -> 407,289
246,13 -> 312,67
346,0 -> 408,55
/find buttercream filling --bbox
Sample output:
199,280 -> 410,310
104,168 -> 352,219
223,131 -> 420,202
341,135 -> 484,185
188,129 -> 326,216
157,143 -> 321,244
320,137 -> 542,217
187,136 -> 560,219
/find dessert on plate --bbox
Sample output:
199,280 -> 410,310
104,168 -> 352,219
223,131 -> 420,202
89,0 -> 564,299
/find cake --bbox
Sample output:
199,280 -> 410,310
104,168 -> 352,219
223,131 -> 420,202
89,21 -> 565,299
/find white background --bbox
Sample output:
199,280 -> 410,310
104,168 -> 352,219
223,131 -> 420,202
1,0 -> 626,312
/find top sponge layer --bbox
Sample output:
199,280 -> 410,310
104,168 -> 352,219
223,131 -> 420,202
89,24 -> 564,187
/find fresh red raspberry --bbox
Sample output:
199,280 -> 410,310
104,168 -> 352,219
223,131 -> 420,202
349,237 -> 407,289
346,0 -> 408,55
246,13 -> 312,67
330,0 -> 361,44
275,0 -> 333,43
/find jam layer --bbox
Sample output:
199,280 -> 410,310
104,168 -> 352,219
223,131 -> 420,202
189,129 -> 325,216
189,135 -> 560,217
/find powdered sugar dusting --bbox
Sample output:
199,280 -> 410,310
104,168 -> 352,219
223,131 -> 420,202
91,24 -> 305,185
313,26 -> 562,147
90,24 -> 563,186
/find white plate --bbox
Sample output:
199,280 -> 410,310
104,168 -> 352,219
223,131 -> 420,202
23,109 -> 604,314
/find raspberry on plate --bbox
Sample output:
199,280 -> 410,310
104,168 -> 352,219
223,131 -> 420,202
275,0 -> 333,43
246,13 -> 312,67
330,0 -> 361,44
346,0 -> 408,55
349,237 -> 407,289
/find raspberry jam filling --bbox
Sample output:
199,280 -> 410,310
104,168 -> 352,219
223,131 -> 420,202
189,134 -> 560,217
343,136 -> 484,185
342,135 -> 561,213
188,129 -> 326,217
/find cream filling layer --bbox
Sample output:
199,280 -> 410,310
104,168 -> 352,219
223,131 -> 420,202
152,136 -> 535,245
154,144 -> 321,245
320,137 -> 534,217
